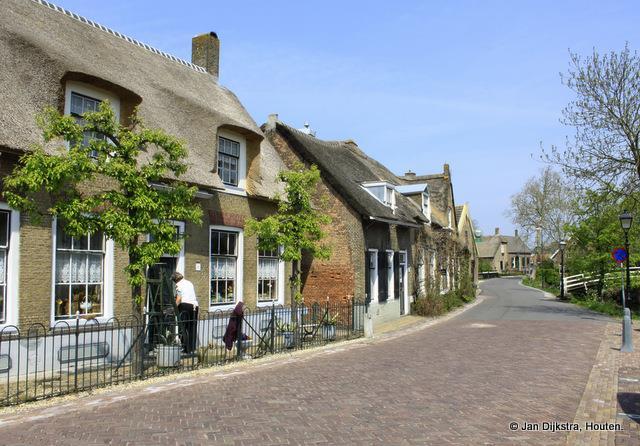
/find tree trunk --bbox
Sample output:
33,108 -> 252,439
129,244 -> 145,376
290,259 -> 300,347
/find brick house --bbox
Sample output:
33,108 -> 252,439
477,228 -> 532,274
398,166 -> 476,295
263,116 -> 428,325
0,0 -> 291,329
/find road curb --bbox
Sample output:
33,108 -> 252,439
518,279 -> 557,300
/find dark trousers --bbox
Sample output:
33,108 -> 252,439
178,303 -> 198,353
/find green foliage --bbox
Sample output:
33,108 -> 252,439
275,320 -> 298,333
246,164 -> 331,262
411,289 -> 468,317
535,259 -> 559,289
4,102 -> 203,294
479,259 -> 494,273
245,164 -> 331,302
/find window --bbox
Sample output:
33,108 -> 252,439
218,136 -> 240,186
65,81 -> 120,159
422,192 -> 431,221
210,228 -> 243,306
363,182 -> 396,208
70,92 -> 105,156
0,211 -> 9,324
257,247 -> 280,303
447,208 -> 453,228
54,223 -> 105,320
386,250 -> 394,300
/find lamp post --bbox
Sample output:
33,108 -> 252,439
559,240 -> 566,300
619,210 -> 633,306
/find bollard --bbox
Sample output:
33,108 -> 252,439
364,310 -> 374,338
621,307 -> 634,353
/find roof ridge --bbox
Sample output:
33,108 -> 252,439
31,0 -> 208,75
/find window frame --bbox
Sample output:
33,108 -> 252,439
362,182 -> 397,209
209,225 -> 244,310
217,130 -> 247,196
0,204 -> 19,330
256,245 -> 285,306
386,250 -> 395,300
50,217 -> 114,326
146,220 -> 185,275
64,81 -> 121,155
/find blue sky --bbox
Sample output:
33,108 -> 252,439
51,0 -> 640,237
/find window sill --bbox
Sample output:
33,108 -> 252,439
0,324 -> 18,334
50,316 -> 113,329
219,186 -> 247,197
257,300 -> 283,308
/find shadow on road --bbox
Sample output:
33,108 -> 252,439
618,392 -> 640,424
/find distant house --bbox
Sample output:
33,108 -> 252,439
263,116 -> 427,325
477,228 -> 532,274
456,204 -> 479,285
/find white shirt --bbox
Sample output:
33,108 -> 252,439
176,278 -> 198,307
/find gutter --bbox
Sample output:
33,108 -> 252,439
368,215 -> 421,229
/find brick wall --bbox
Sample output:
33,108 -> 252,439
264,127 -> 364,305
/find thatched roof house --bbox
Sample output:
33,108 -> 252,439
0,0 -> 284,197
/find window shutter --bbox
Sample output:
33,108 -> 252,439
394,252 -> 400,299
378,251 -> 387,302
365,251 -> 371,303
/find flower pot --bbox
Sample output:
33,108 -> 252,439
322,325 -> 336,341
282,331 -> 295,348
156,344 -> 181,367
322,324 -> 336,341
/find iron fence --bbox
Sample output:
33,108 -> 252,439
0,300 -> 365,407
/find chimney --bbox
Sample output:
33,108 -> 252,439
404,170 -> 417,179
192,32 -> 220,77
267,113 -> 279,128
515,229 -> 518,237
443,163 -> 451,178
494,227 -> 500,235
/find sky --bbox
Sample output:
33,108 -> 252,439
50,0 -> 640,237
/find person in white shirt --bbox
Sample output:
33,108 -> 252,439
171,272 -> 199,354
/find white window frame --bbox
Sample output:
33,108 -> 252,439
146,220 -> 185,275
209,225 -> 244,311
386,250 -> 395,300
362,182 -> 396,209
0,204 -> 19,330
368,249 -> 378,307
447,208 -> 453,229
65,81 -> 121,130
421,192 -> 431,222
256,245 -> 285,306
399,250 -> 409,313
50,217 -> 114,326
217,129 -> 247,196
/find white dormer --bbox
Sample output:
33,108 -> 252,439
362,182 -> 396,209
422,192 -> 431,222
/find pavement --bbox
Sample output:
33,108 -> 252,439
0,277 -> 634,445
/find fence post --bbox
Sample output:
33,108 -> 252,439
270,304 -> 275,354
74,311 -> 80,393
236,315 -> 243,360
351,296 -> 355,337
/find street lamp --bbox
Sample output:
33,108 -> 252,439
619,210 -> 633,305
619,210 -> 634,353
559,240 -> 566,300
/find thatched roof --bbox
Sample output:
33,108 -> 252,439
477,234 -> 531,258
1,0 -> 283,196
399,167 -> 457,230
265,121 -> 426,227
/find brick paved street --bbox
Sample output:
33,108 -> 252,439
0,278 -> 611,445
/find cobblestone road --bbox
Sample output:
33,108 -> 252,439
0,278 -> 609,445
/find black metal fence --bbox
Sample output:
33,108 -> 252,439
0,300 -> 365,407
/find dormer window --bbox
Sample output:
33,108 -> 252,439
64,81 -> 120,158
363,182 -> 396,208
218,136 -> 240,186
217,129 -> 247,194
422,192 -> 431,221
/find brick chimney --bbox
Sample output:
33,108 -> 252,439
404,170 -> 417,179
192,32 -> 220,77
494,227 -> 500,235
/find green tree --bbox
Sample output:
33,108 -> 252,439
245,164 -> 331,304
3,102 -> 203,311
565,191 -> 640,297
545,45 -> 640,196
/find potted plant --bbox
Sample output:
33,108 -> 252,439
276,320 -> 297,348
321,313 -> 339,340
157,329 -> 182,367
